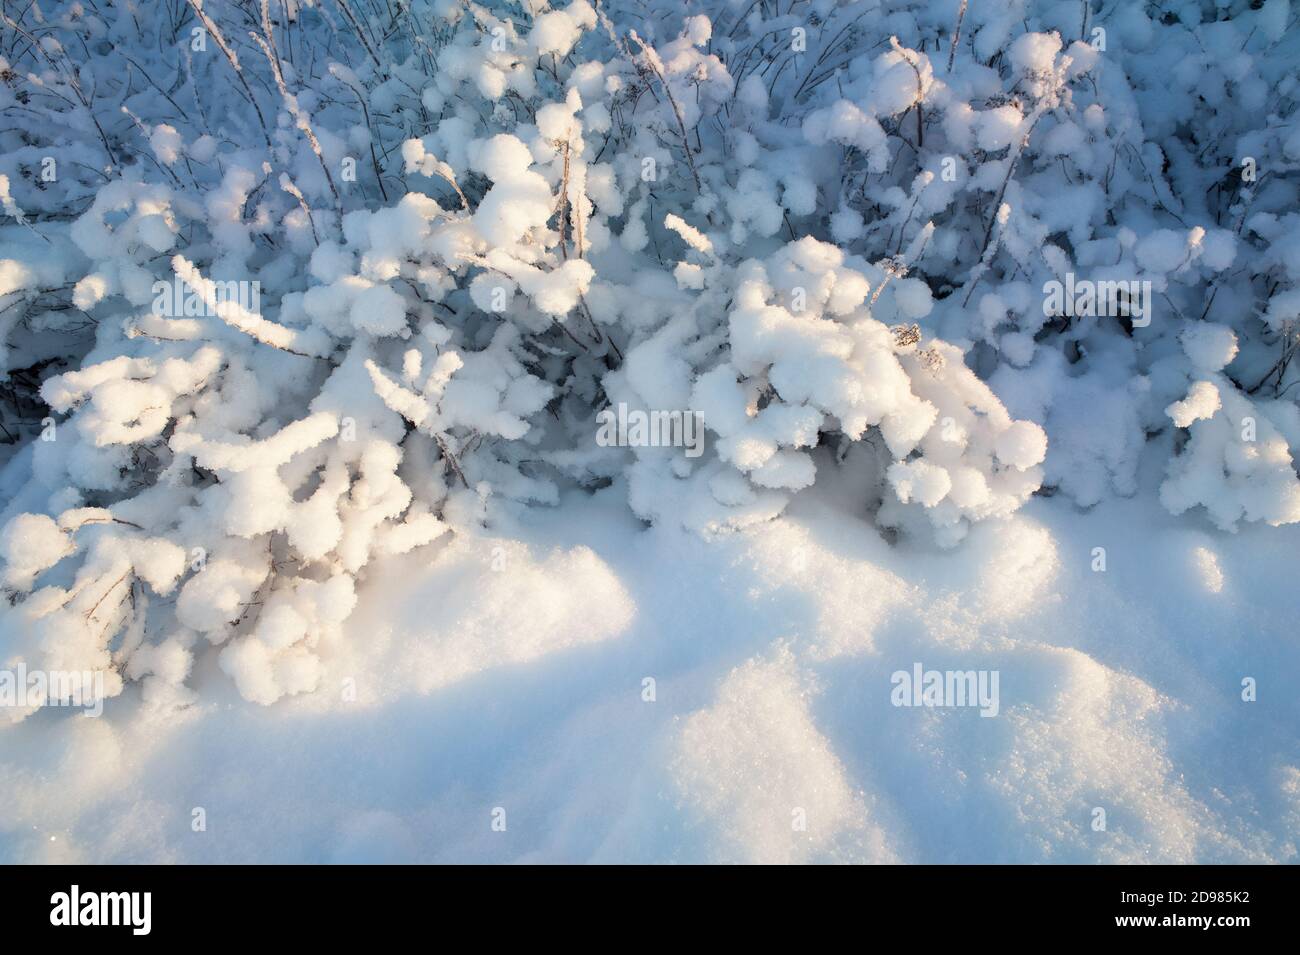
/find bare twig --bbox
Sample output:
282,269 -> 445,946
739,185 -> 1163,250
182,0 -> 273,150
628,30 -> 702,193
251,30 -> 341,208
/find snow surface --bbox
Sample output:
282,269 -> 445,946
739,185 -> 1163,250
2,450 -> 1297,863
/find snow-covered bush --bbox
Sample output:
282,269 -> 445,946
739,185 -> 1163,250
585,234 -> 1046,544
1159,324 -> 1300,529
1,0 -> 1297,716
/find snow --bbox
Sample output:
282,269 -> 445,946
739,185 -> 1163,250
2,0 -> 1299,866
1181,324 -> 1239,373
662,213 -> 713,255
1008,32 -> 1062,75
888,459 -> 953,507
0,514 -> 72,589
148,125 -> 184,166
532,5 -> 592,59
2,474 -> 1298,862
1166,381 -> 1222,428
893,277 -> 933,319
976,104 -> 1024,152
350,283 -> 408,336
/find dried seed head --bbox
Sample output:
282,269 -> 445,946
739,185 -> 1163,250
892,323 -> 922,348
